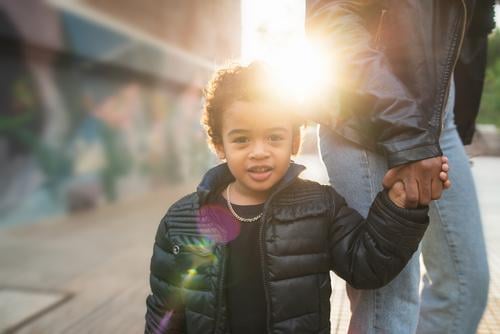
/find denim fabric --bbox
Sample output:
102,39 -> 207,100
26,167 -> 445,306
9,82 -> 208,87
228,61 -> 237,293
319,82 -> 489,334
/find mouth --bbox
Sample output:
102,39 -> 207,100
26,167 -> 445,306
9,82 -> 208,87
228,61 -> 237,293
247,165 -> 273,182
248,165 -> 273,173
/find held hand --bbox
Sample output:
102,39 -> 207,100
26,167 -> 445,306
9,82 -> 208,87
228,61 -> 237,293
440,156 -> 452,190
387,181 -> 406,208
385,156 -> 451,208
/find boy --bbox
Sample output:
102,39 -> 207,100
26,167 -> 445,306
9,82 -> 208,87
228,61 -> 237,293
145,62 -> 450,334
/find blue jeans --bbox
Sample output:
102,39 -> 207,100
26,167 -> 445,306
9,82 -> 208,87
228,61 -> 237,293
319,83 -> 489,333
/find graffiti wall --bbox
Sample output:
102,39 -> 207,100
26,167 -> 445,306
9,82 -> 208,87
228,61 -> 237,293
0,1 -> 239,226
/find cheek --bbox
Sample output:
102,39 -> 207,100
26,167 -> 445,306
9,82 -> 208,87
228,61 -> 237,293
225,150 -> 245,165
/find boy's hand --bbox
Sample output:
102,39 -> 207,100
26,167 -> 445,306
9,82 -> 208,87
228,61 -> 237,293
389,156 -> 451,208
440,156 -> 451,190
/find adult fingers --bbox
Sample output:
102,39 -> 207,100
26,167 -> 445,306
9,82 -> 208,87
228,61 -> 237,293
403,178 -> 419,208
431,177 -> 444,200
418,177 -> 432,206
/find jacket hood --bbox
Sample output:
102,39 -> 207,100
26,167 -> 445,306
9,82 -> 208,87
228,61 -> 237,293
196,162 -> 306,205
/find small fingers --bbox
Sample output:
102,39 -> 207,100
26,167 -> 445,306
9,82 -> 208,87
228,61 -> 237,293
439,157 -> 450,188
388,181 -> 406,208
383,168 -> 399,189
392,180 -> 405,193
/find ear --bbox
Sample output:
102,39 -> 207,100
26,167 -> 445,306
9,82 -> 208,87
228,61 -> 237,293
214,143 -> 226,160
291,133 -> 301,155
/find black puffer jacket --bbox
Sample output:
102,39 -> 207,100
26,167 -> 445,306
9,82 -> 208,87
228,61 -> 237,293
145,163 -> 429,333
306,0 -> 492,167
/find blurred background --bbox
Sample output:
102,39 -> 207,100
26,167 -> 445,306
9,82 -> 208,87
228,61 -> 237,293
0,1 -> 499,333
0,0 -> 240,226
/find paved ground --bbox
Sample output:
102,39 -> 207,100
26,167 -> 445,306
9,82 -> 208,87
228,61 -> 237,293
0,156 -> 498,333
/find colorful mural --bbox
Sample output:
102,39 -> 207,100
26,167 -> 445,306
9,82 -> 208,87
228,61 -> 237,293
0,2 -> 236,226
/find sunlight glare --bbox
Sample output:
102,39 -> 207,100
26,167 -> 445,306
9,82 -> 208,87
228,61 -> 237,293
241,0 -> 334,104
268,40 -> 333,104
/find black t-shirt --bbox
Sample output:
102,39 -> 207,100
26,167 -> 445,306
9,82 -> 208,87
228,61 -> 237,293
216,193 -> 267,334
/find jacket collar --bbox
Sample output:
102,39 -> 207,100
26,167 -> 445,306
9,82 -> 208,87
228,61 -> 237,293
196,162 -> 306,205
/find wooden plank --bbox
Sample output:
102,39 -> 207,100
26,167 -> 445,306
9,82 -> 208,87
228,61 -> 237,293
1,184 -> 194,334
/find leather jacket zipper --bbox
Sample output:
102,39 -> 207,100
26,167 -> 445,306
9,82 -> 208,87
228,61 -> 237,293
438,0 -> 467,136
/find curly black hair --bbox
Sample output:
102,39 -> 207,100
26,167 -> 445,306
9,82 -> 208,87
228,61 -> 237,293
201,61 -> 302,152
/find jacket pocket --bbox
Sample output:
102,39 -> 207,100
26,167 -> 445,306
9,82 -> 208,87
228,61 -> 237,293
170,237 -> 216,290
168,236 -> 216,274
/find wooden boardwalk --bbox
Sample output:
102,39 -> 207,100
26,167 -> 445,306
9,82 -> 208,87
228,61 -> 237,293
0,157 -> 499,333
0,183 -> 195,334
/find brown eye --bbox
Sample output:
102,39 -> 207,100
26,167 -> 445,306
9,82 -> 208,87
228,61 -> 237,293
268,134 -> 284,142
233,136 -> 249,143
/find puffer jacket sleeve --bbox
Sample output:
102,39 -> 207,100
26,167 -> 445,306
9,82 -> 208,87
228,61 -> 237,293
305,0 -> 442,168
326,186 -> 429,289
145,211 -> 186,334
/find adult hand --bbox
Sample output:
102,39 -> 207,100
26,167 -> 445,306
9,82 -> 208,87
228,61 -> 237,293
382,156 -> 444,208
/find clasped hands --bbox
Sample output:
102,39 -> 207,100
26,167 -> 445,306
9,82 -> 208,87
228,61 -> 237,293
386,156 -> 451,208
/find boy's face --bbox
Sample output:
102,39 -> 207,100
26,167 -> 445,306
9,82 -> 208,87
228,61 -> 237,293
215,100 -> 300,202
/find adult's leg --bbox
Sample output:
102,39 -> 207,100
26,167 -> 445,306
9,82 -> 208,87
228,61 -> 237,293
417,83 -> 489,334
319,126 -> 421,334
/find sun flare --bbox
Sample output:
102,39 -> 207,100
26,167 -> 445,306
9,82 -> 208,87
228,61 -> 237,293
241,0 -> 334,104
267,40 -> 333,103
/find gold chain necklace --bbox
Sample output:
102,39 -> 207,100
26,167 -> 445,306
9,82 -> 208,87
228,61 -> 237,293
226,183 -> 263,223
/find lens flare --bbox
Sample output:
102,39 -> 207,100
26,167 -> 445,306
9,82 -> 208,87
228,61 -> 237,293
158,310 -> 173,334
198,204 -> 241,244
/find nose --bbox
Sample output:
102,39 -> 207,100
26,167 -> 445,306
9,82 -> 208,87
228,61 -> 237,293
249,141 -> 270,160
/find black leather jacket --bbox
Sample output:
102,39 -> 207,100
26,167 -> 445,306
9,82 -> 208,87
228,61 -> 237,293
306,0 -> 480,168
454,0 -> 496,144
145,163 -> 429,333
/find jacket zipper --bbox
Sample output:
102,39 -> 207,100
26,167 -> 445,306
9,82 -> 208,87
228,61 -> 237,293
260,211 -> 273,333
214,244 -> 227,333
214,198 -> 278,333
212,206 -> 274,333
213,210 -> 274,333
259,186 -> 288,334
438,0 -> 467,136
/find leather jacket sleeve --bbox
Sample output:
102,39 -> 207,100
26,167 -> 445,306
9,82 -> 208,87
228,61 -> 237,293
306,0 -> 443,168
327,187 -> 429,289
145,213 -> 186,334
